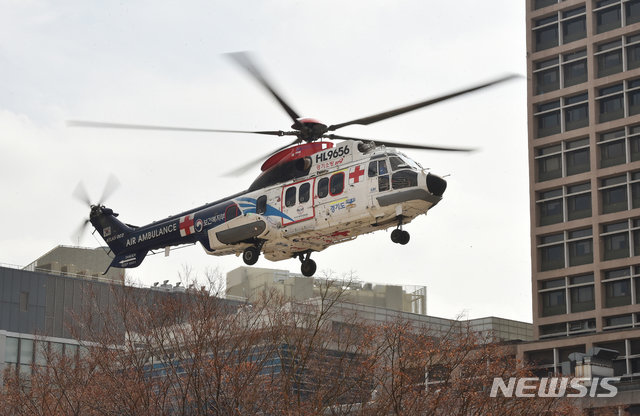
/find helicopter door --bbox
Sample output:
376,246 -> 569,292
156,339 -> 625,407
367,158 -> 390,193
281,179 -> 316,226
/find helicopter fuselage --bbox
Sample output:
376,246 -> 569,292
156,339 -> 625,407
89,140 -> 446,275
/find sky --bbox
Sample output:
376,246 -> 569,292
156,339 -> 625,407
0,1 -> 530,322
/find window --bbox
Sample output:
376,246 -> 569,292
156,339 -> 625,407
604,268 -> 632,307
284,187 -> 296,207
535,138 -> 590,182
597,79 -> 640,123
533,50 -> 588,95
542,286 -> 566,316
389,156 -> 408,171
299,183 -> 310,203
538,228 -> 593,271
533,8 -> 586,52
368,159 -> 388,177
601,218 -> 640,260
596,0 -> 622,33
5,337 -> 18,363
317,178 -> 329,198
225,204 -> 240,220
391,171 -> 418,189
534,0 -> 558,10
378,175 -> 390,192
597,39 -> 623,77
563,7 -> 586,43
330,172 -> 344,196
604,314 -> 633,330
565,92 -> 589,131
534,93 -> 589,138
599,171 -> 640,214
535,57 -> 560,94
564,50 -> 588,87
571,274 -> 596,312
256,195 -> 267,215
629,0 -> 640,24
534,14 -> 559,51
537,182 -> 591,226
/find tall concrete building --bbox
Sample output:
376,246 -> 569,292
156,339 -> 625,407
524,0 -> 640,409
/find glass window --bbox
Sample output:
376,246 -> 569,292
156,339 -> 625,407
604,314 -> 633,329
378,175 -> 390,192
603,221 -> 630,260
256,195 -> 267,215
391,171 -> 418,189
317,178 -> 329,198
536,66 -> 559,94
567,183 -> 592,221
627,0 -> 640,25
225,204 -> 240,220
597,5 -> 622,33
568,228 -> 593,266
299,183 -> 310,203
285,187 -> 296,207
597,40 -> 623,77
571,285 -> 595,312
540,240 -> 565,272
628,42 -> 640,70
20,339 -> 33,365
535,20 -> 559,51
563,12 -> 586,44
536,101 -> 561,138
330,173 -> 344,196
564,55 -> 588,87
565,95 -> 589,131
600,136 -> 626,168
389,156 -> 408,171
368,161 -> 378,178
539,189 -> 563,226
566,139 -> 590,175
535,0 -> 557,9
5,337 -> 18,363
601,176 -> 628,214
542,290 -> 566,316
605,279 -> 631,307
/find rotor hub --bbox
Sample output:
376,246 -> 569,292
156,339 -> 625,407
292,118 -> 328,142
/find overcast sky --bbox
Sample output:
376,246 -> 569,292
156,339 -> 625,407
0,1 -> 529,322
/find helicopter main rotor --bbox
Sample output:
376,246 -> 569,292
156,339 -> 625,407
68,52 -> 519,174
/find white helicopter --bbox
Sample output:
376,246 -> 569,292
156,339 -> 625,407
70,53 -> 515,277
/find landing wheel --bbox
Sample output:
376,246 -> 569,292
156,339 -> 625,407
301,259 -> 317,277
399,230 -> 410,245
391,229 -> 402,244
242,246 -> 260,265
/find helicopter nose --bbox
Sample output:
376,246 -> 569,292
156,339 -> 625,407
426,173 -> 447,197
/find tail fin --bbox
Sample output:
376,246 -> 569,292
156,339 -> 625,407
89,205 -> 135,255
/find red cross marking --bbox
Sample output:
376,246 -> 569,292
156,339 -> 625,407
179,214 -> 195,237
349,165 -> 365,183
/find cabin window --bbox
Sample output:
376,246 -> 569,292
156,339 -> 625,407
318,178 -> 329,198
285,187 -> 297,207
330,173 -> 345,196
368,160 -> 388,177
256,195 -> 267,214
225,204 -> 241,221
299,183 -> 311,203
392,171 -> 418,189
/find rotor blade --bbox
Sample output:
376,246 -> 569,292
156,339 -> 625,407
98,174 -> 121,205
326,134 -> 474,152
72,182 -> 92,207
328,74 -> 520,131
226,52 -> 301,124
223,138 -> 301,177
67,120 -> 289,136
71,218 -> 91,245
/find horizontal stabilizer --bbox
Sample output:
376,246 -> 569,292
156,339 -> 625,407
106,251 -> 148,272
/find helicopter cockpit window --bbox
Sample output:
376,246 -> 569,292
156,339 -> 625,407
389,156 -> 409,171
256,195 -> 267,214
392,170 -> 418,189
330,172 -> 345,196
299,183 -> 310,203
225,204 -> 241,221
285,187 -> 297,207
378,175 -> 390,192
368,160 -> 388,177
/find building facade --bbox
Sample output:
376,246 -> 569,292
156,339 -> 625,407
524,0 -> 640,411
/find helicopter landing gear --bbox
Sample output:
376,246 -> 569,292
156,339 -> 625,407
298,252 -> 317,277
242,246 -> 260,265
391,217 -> 410,245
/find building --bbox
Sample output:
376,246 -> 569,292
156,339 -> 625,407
524,0 -> 640,411
23,245 -> 124,282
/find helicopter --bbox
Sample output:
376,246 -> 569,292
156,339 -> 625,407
70,52 -> 516,277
